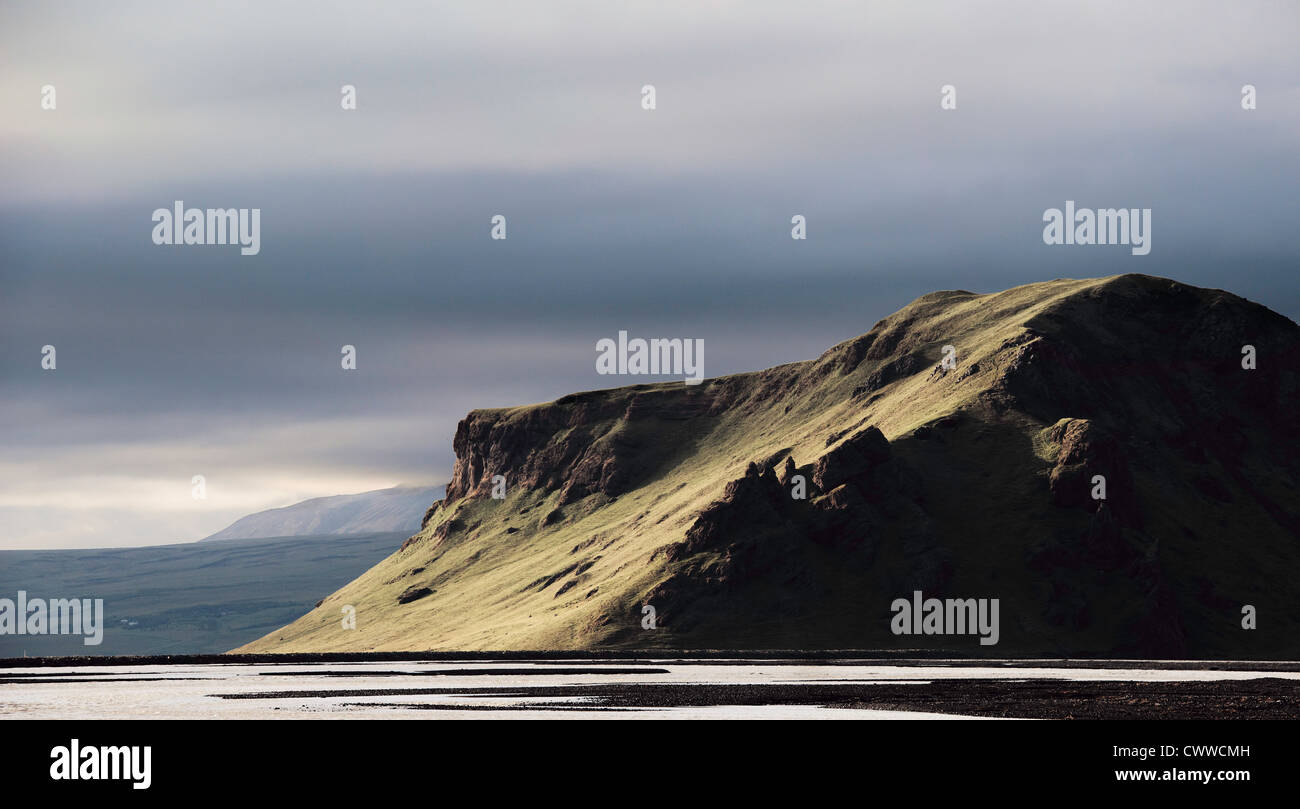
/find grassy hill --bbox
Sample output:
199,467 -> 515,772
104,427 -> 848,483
239,275 -> 1299,657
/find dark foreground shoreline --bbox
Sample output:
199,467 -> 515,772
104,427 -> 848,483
289,678 -> 1299,720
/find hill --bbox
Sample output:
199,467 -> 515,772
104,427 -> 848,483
238,275 -> 1299,657
201,486 -> 442,542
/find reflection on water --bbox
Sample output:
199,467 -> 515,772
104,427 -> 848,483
3,660 -> 1298,719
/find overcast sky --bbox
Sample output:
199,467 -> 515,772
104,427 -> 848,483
2,0 -> 1297,548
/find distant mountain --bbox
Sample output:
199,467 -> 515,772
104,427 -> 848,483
201,486 -> 443,542
241,275 -> 1299,658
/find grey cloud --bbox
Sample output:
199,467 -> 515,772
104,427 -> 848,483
1,0 -> 1297,547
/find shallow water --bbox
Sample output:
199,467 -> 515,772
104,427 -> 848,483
2,660 -> 1296,719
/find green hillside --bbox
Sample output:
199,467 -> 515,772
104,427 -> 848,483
240,275 -> 1299,657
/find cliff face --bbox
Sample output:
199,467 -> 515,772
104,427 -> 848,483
241,274 -> 1300,657
441,384 -> 737,508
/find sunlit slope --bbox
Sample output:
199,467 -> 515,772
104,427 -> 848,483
238,275 -> 1299,656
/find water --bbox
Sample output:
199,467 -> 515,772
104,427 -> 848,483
4,660 -> 1295,719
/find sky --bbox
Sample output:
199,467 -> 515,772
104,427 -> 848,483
2,0 -> 1297,548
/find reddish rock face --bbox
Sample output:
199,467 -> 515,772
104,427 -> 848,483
443,395 -> 654,506
442,379 -> 760,507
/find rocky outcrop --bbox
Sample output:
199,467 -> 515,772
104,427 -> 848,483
444,386 -> 736,507
646,425 -> 949,638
